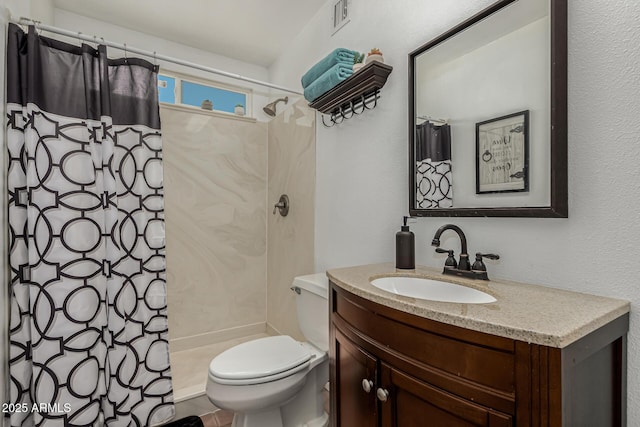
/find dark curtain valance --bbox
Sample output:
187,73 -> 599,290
416,122 -> 451,162
7,23 -> 160,128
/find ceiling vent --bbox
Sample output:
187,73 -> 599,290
332,0 -> 350,35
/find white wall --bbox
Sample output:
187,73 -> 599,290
1,0 -> 33,22
269,0 -> 500,273
270,0 -> 640,422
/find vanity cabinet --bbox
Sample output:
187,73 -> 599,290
334,329 -> 377,427
329,282 -> 628,427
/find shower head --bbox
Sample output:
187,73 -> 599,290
263,96 -> 289,117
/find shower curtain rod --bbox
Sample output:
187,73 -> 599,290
12,17 -> 304,96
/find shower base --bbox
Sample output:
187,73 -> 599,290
170,333 -> 270,402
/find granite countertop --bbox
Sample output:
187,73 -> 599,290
326,263 -> 630,348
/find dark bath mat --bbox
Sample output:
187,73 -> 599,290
162,415 -> 204,427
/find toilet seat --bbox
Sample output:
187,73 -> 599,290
209,336 -> 312,385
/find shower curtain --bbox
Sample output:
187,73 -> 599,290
6,24 -> 174,426
416,122 -> 453,208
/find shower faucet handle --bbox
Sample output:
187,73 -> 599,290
273,194 -> 289,216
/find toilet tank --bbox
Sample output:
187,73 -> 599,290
292,273 -> 328,352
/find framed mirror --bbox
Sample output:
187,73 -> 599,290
408,0 -> 567,217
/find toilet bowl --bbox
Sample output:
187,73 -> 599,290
206,273 -> 329,427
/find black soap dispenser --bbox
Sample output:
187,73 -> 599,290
396,216 -> 415,270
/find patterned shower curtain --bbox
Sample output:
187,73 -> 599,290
6,24 -> 174,426
416,122 -> 453,208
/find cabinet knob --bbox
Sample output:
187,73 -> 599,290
376,388 -> 389,402
361,379 -> 373,393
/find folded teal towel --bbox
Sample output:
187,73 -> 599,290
301,48 -> 356,89
303,63 -> 353,102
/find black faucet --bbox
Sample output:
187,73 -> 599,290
431,224 -> 470,270
431,224 -> 499,280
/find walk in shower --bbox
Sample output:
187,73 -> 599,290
163,97 -> 316,409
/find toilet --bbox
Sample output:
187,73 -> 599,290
206,273 -> 329,427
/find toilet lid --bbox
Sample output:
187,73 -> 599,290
209,336 -> 312,383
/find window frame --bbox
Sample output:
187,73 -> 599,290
158,69 -> 253,117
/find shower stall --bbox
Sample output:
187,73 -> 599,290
162,97 -> 317,410
1,15 -> 316,425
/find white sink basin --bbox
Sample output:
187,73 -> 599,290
370,276 -> 496,304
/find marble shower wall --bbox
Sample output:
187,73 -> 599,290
267,100 -> 316,339
162,106 -> 268,344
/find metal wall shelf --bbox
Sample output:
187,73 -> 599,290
308,61 -> 393,127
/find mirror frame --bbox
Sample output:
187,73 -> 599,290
408,0 -> 567,218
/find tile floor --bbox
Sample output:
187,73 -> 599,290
173,395 -> 217,421
161,408 -> 233,427
190,390 -> 327,427
200,410 -> 234,427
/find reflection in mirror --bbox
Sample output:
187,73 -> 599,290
409,0 -> 567,217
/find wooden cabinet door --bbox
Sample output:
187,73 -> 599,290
334,328 -> 378,427
379,363 -> 512,427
